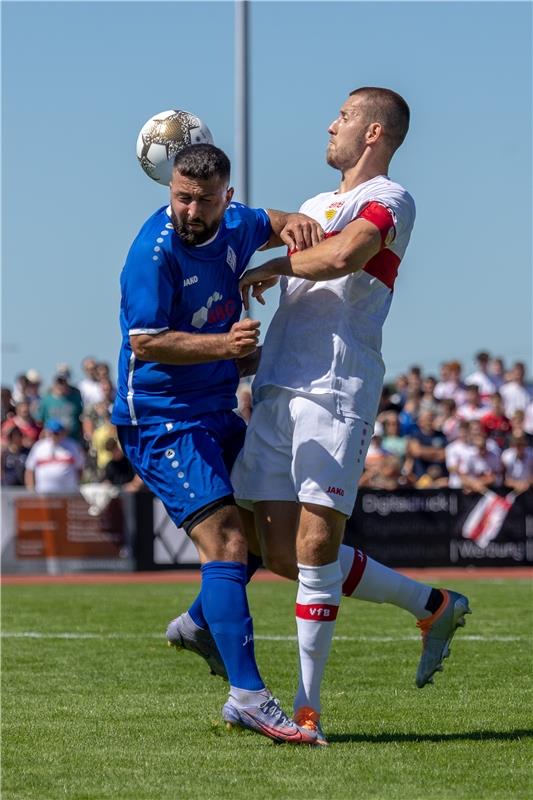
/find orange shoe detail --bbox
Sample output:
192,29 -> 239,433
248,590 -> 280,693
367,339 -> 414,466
294,706 -> 328,746
416,589 -> 449,636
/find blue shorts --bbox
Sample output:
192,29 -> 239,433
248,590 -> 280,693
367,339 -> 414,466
117,411 -> 247,529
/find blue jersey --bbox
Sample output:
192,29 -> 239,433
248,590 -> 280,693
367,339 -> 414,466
112,203 -> 271,426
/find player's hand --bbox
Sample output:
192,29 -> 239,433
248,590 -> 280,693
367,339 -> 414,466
225,318 -> 260,358
280,213 -> 324,252
239,269 -> 279,311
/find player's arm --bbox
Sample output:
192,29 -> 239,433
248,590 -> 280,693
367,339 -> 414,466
130,319 -> 260,365
263,209 -> 324,251
240,216 -> 385,308
236,346 -> 262,378
124,241 -> 260,366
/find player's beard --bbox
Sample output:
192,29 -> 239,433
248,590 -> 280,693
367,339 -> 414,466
326,131 -> 367,172
171,212 -> 219,246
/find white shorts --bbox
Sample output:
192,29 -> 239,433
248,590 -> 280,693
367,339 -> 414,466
230,387 -> 373,516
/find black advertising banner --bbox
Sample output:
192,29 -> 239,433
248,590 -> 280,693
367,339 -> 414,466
344,489 -> 533,568
134,489 -> 533,570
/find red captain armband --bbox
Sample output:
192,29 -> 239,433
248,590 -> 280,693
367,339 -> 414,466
356,202 -> 396,247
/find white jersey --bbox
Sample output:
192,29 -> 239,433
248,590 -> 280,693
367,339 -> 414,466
463,448 -> 503,486
253,175 -> 416,422
445,440 -> 476,489
502,447 -> 533,481
500,381 -> 533,417
465,370 -> 496,400
26,437 -> 85,493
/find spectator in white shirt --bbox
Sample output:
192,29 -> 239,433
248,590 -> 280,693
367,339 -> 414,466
445,420 -> 475,489
434,360 -> 466,406
465,351 -> 497,401
502,435 -> 533,493
457,385 -> 489,422
78,356 -> 104,408
460,431 -> 503,493
500,362 -> 533,418
24,420 -> 85,493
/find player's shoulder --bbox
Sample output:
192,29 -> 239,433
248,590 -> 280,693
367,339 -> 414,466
129,206 -> 174,253
299,191 -> 336,214
223,202 -> 269,230
364,176 -> 415,215
123,206 -> 177,276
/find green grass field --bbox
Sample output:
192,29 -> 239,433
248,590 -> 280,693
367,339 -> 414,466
2,577 -> 532,800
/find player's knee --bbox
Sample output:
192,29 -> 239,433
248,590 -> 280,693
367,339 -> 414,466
262,550 -> 297,581
221,531 -> 248,563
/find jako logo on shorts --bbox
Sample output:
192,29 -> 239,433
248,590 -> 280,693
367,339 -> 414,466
327,486 -> 345,496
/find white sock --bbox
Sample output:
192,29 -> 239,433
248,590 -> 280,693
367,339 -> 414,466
294,560 -> 342,714
230,687 -> 269,707
339,544 -> 432,619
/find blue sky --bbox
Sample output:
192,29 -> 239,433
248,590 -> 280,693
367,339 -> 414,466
2,0 -> 532,389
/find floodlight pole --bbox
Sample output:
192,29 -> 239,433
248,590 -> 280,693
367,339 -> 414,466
234,0 -> 249,207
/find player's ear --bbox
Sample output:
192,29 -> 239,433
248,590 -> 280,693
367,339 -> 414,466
226,186 -> 234,205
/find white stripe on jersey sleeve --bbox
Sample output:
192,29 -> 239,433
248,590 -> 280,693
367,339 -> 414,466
129,327 -> 169,335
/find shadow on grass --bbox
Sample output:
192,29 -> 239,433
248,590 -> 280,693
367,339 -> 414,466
329,728 -> 533,744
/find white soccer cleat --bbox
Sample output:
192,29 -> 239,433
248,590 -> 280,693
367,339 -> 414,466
223,692 -> 318,744
166,612 -> 227,680
416,589 -> 471,688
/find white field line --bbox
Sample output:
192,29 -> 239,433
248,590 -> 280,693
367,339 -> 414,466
0,632 -> 527,642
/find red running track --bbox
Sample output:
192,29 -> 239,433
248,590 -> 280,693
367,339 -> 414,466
2,567 -> 532,586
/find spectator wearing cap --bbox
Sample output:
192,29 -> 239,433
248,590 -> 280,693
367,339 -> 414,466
12,370 -> 42,415
500,362 -> 533,418
502,435 -> 533,494
78,357 -> 104,408
1,427 -> 30,486
56,363 -> 83,407
24,420 -> 85,493
35,374 -> 84,444
465,351 -> 497,401
1,401 -> 41,448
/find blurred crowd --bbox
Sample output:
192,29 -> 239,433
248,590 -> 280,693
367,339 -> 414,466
1,357 -> 141,494
2,351 -> 533,496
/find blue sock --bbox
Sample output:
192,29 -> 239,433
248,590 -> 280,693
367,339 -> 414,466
200,560 -> 264,691
187,551 -> 263,629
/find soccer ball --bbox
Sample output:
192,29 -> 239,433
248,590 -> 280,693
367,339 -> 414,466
136,109 -> 214,185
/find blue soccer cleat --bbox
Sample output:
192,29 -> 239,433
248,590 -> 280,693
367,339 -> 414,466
416,589 -> 472,688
